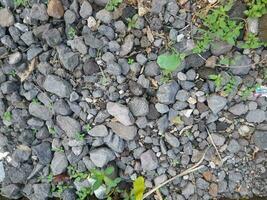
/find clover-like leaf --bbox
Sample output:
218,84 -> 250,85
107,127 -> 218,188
157,53 -> 183,72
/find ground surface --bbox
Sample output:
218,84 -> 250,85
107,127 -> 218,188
0,0 -> 267,199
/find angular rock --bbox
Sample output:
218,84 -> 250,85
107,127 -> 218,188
104,132 -> 125,153
30,4 -> 49,21
119,34 -> 134,57
32,142 -> 52,165
210,40 -> 233,56
207,95 -> 227,114
107,122 -> 137,140
51,152 -> 68,175
140,150 -> 158,171
157,81 -> 179,104
83,60 -> 100,75
47,0 -> 64,19
1,81 -> 19,94
253,131 -> 267,150
1,184 -> 22,199
259,14 -> 267,42
32,183 -> 50,200
246,109 -> 265,123
227,139 -> 241,153
0,8 -> 14,27
89,147 -> 115,167
43,75 -> 72,98
57,45 -> 79,71
209,133 -> 225,146
182,183 -> 195,199
96,9 -> 112,24
56,116 -> 81,138
230,54 -> 252,75
88,125 -> 108,137
79,1 -> 92,18
128,97 -> 149,117
106,102 -> 134,126
229,103 -> 248,116
43,28 -> 62,47
165,133 -> 180,148
29,103 -> 53,121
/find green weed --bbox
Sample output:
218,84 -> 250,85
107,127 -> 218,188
84,124 -> 92,132
127,14 -> 138,31
241,33 -> 264,49
14,0 -> 28,7
244,0 -> 267,17
209,74 -> 223,88
241,84 -> 260,100
74,132 -> 85,141
52,183 -> 71,198
157,52 -> 185,74
194,1 -> 243,53
9,70 -> 16,77
67,27 -> 76,40
67,166 -> 88,182
128,58 -> 134,64
105,0 -> 122,11
32,98 -> 40,104
223,76 -> 236,95
3,111 -> 12,122
48,127 -> 56,135
52,147 -> 64,153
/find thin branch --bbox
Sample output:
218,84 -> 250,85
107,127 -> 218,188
143,148 -> 208,199
206,127 -> 222,162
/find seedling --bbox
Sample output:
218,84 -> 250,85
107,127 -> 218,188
241,84 -> 260,100
32,98 -> 40,104
52,147 -> 64,153
74,132 -> 85,141
68,166 -> 88,182
67,27 -> 76,40
9,70 -> 16,77
157,52 -> 185,77
125,176 -> 146,200
241,33 -> 263,49
244,0 -> 267,17
14,0 -> 28,7
209,74 -> 223,89
128,58 -> 134,64
77,187 -> 91,200
52,183 -> 70,198
223,76 -> 236,95
84,124 -> 92,132
127,14 -> 138,31
105,0 -> 122,11
48,127 -> 56,135
3,111 -> 12,122
38,173 -> 53,183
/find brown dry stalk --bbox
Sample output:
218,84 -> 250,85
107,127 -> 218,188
18,58 -> 37,82
206,127 -> 223,162
143,148 -> 208,199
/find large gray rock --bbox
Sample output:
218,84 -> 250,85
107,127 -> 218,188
210,40 -> 233,56
104,133 -> 125,153
128,97 -> 149,117
1,184 -> 22,199
246,109 -> 265,123
253,131 -> 267,150
30,4 -> 49,21
88,125 -> 108,137
51,152 -> 68,175
230,54 -> 252,75
229,103 -> 248,116
57,45 -> 79,71
43,75 -> 72,98
89,147 -> 115,167
96,9 -> 112,24
44,28 -> 62,47
79,1 -> 92,18
106,102 -> 134,126
29,103 -> 53,121
56,116 -> 81,138
209,133 -> 225,146
107,122 -> 137,140
119,34 -> 134,56
182,183 -> 195,199
207,95 -> 227,114
165,133 -> 180,148
32,142 -> 52,165
32,183 -> 50,200
157,81 -> 179,104
140,150 -> 158,171
0,8 -> 14,27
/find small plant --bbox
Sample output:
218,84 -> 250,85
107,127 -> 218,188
223,76 -> 236,95
52,147 -> 64,153
14,0 -> 28,7
32,98 -> 40,104
9,69 -> 16,77
38,173 -> 53,183
244,0 -> 267,17
241,33 -> 263,49
74,132 -> 85,141
209,74 -> 223,88
194,1 -> 243,53
3,111 -> 12,122
157,52 -> 185,75
52,183 -> 70,198
48,127 -> 56,135
241,84 -> 260,100
84,124 -> 92,132
105,0 -> 122,11
68,166 -> 88,182
67,27 -> 76,40
127,14 -> 138,31
128,58 -> 134,64
219,57 -> 232,66
124,176 -> 146,200
77,187 -> 91,200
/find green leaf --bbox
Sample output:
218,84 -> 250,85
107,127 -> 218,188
133,176 -> 145,200
104,167 -> 114,175
208,74 -> 218,80
157,53 -> 182,72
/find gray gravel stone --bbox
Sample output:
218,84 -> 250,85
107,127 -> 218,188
182,182 -> 195,199
106,102 -> 134,126
165,133 -> 180,147
104,132 -> 125,153
157,114 -> 169,133
106,62 -> 122,75
79,0 -> 92,18
107,122 -> 137,140
227,139 -> 241,153
30,4 -> 49,21
29,103 -> 52,121
157,81 -> 179,104
43,75 -> 72,98
128,97 -> 149,117
119,34 -> 134,57
246,109 -> 265,123
176,90 -> 189,102
253,131 -> 267,150
0,162 -> 5,182
230,54 -> 252,75
57,45 -> 79,71
207,95 -> 227,114
96,9 -> 112,24
229,103 -> 248,115
155,103 -> 169,114
32,142 -> 52,165
51,152 -> 68,175
1,81 -> 19,94
210,40 -> 233,56
88,125 -> 108,137
0,8 -> 14,27
144,61 -> 160,76
89,147 -> 115,167
56,116 -> 81,138
140,150 -> 158,171
53,99 -> 72,115
209,133 -> 225,146
1,184 -> 22,199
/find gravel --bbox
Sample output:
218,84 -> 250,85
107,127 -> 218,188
89,147 -> 115,167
